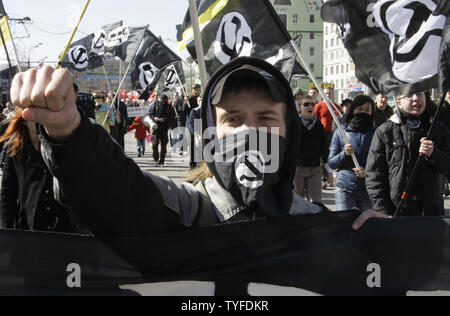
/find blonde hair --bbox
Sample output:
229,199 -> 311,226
186,161 -> 213,185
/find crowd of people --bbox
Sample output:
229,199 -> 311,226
293,87 -> 450,216
0,57 -> 449,237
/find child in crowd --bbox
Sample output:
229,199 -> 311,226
127,116 -> 151,158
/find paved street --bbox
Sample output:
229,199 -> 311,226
0,132 -> 449,214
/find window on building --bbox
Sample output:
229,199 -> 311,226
325,40 -> 328,49
325,26 -> 328,35
293,14 -> 298,24
331,67 -> 334,75
341,65 -> 344,73
310,32 -> 314,40
325,68 -> 328,76
310,47 -> 315,56
310,15 -> 315,23
336,65 -> 339,74
341,79 -> 344,88
331,52 -> 334,60
274,0 -> 292,4
278,14 -> 287,29
292,80 -> 297,88
310,63 -> 315,72
346,64 -> 349,72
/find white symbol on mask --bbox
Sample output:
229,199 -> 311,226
214,12 -> 253,64
68,45 -> 89,69
106,26 -> 130,48
373,0 -> 446,83
235,151 -> 265,189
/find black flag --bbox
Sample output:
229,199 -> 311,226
112,25 -> 149,64
321,0 -> 450,96
91,21 -> 123,57
440,19 -> 450,91
177,0 -> 299,80
161,62 -> 185,92
130,30 -> 182,99
61,34 -> 103,72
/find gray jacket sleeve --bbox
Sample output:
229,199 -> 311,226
37,113 -> 199,238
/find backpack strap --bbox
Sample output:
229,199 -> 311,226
193,180 -> 220,227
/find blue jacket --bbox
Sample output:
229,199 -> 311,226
328,125 -> 376,193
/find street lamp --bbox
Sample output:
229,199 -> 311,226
28,43 -> 43,69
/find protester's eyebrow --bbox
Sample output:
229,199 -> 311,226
257,110 -> 279,116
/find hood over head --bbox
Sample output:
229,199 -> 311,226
200,57 -> 301,216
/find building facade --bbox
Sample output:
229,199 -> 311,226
270,0 -> 324,93
322,0 -> 368,103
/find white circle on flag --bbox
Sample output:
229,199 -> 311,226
214,11 -> 253,64
235,150 -> 265,189
138,62 -> 160,89
68,45 -> 89,70
106,26 -> 130,48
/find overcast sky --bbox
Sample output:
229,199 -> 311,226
4,0 -> 190,65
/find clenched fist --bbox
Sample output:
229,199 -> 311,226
10,65 -> 81,142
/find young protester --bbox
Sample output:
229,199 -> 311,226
294,96 -> 328,203
314,87 -> 342,189
93,92 -> 115,134
293,88 -> 303,113
149,94 -> 175,167
373,94 -> 394,127
9,58 -> 384,254
127,116 -> 150,158
308,87 -> 319,104
0,110 -> 84,233
366,91 -> 450,216
328,95 -> 376,212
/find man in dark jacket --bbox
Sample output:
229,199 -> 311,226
366,91 -> 450,216
373,94 -> 394,127
149,94 -> 175,167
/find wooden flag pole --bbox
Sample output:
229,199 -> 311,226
56,0 -> 91,69
290,39 -> 361,170
188,0 -> 208,90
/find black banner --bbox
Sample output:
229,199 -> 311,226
0,211 -> 449,296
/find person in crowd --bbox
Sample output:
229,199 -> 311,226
332,98 -> 352,132
366,91 -> 450,216
188,96 -> 203,169
74,84 -> 95,120
111,94 -> 129,151
127,116 -> 150,158
149,94 -> 175,167
0,110 -> 85,233
295,96 -> 328,203
373,94 -> 394,127
188,84 -> 201,169
293,88 -> 303,113
94,92 -> 115,135
314,87 -> 342,189
328,95 -> 376,212
9,58 -> 384,263
309,87 -> 319,104
3,102 -> 16,121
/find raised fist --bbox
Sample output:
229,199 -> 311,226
10,65 -> 81,142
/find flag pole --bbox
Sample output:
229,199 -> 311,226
290,39 -> 361,169
102,65 -> 113,99
101,35 -> 146,127
188,0 -> 208,89
0,18 -> 14,79
56,0 -> 91,69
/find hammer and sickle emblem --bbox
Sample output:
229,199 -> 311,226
139,62 -> 159,89
214,12 -> 253,64
235,151 -> 265,189
373,0 -> 447,83
68,45 -> 89,69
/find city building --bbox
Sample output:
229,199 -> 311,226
322,1 -> 368,103
270,0 -> 324,93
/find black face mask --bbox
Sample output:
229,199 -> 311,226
208,130 -> 288,216
349,113 -> 373,131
